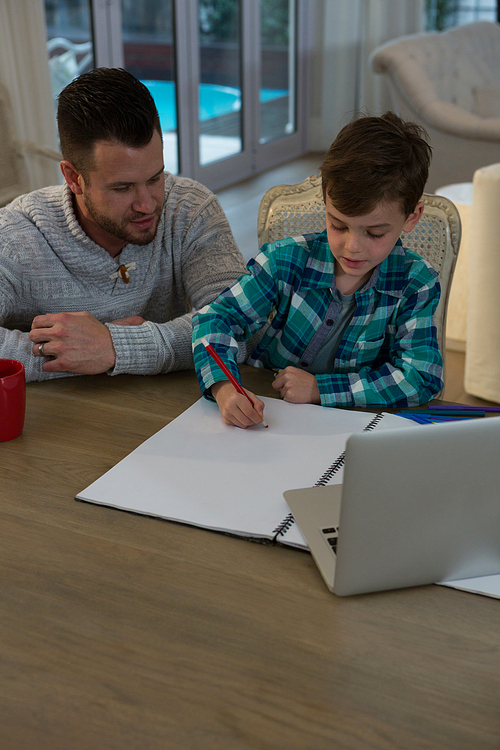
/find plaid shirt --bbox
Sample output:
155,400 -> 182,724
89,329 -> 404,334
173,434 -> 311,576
193,231 -> 443,408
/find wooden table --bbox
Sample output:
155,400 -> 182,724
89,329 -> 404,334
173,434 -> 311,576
1,367 -> 499,750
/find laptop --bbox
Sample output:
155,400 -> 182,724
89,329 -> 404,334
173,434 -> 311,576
284,416 -> 500,596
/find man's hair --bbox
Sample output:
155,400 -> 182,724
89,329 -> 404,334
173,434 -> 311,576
57,67 -> 162,178
319,112 -> 432,217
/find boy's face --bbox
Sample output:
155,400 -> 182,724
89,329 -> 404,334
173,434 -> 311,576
325,196 -> 423,295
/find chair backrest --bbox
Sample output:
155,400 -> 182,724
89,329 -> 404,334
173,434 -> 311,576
257,174 -> 461,386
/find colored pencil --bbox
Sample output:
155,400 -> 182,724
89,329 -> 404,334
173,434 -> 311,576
427,409 -> 485,417
201,338 -> 268,427
426,415 -> 471,422
429,405 -> 500,412
398,409 -> 485,417
396,412 -> 433,425
396,412 -> 476,425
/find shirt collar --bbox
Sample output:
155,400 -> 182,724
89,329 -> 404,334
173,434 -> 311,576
301,232 -> 406,298
300,231 -> 336,291
370,239 -> 405,298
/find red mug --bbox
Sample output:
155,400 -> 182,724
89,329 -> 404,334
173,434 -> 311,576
0,359 -> 26,442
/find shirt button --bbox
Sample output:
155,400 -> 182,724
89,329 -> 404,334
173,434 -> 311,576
301,361 -> 308,368
326,319 -> 334,326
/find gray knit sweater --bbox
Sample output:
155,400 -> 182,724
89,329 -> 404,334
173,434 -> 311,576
0,174 -> 247,381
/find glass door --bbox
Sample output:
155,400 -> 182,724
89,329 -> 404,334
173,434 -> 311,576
45,0 -> 94,99
254,0 -> 307,176
259,0 -> 296,146
192,0 -> 308,190
121,0 -> 179,175
198,0 -> 243,167
43,0 -> 309,192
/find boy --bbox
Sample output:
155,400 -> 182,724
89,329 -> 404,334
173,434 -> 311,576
192,112 -> 443,428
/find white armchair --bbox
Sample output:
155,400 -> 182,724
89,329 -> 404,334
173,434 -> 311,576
371,21 -> 500,191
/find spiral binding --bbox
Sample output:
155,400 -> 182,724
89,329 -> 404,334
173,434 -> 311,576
315,452 -> 346,487
272,412 -> 384,542
363,412 -> 384,432
272,513 -> 295,538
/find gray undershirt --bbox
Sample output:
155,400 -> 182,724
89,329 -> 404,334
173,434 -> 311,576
309,291 -> 356,375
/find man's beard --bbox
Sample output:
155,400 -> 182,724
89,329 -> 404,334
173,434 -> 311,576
83,192 -> 164,247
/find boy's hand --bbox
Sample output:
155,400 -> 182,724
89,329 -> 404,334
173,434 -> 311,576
272,367 -> 321,404
211,381 -> 266,429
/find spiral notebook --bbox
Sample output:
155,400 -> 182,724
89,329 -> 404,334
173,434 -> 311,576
76,396 -> 413,548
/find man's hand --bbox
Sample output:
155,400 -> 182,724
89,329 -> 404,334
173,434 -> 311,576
212,381 -> 266,429
272,366 -> 321,404
29,311 -> 117,374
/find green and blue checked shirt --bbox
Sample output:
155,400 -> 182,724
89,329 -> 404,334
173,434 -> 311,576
192,231 -> 443,408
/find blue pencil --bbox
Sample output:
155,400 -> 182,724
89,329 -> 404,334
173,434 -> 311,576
426,409 -> 485,417
427,416 -> 469,422
396,412 -> 433,425
430,405 -> 500,412
396,412 -> 473,425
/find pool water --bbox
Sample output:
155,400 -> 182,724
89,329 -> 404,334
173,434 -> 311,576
143,80 -> 288,132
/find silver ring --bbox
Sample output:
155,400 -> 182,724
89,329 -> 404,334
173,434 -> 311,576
38,342 -> 45,357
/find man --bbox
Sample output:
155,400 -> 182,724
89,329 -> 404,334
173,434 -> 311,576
0,67 -> 247,381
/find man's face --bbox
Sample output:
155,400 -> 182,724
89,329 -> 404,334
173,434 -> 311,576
325,195 -> 423,295
73,130 -> 165,256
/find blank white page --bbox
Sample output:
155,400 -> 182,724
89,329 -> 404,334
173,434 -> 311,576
77,397 -> 410,548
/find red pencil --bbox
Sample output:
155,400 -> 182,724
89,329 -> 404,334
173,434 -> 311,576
201,338 -> 268,427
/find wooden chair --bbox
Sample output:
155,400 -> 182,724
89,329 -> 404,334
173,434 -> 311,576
257,174 -> 461,389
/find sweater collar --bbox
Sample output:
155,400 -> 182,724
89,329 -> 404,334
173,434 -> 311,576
61,183 -> 164,264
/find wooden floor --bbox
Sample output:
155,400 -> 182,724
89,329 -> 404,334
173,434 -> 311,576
217,155 -> 497,409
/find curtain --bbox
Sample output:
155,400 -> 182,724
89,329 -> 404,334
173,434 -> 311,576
308,0 -> 425,152
359,0 -> 425,115
0,0 -> 60,192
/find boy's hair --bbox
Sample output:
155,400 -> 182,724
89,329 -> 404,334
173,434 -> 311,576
319,112 -> 432,217
57,67 -> 162,179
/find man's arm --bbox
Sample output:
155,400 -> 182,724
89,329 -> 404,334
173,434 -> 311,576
107,190 -> 249,376
1,183 -> 248,379
0,324 -> 62,382
2,311 -> 146,381
0,288 -> 74,382
28,311 -> 117,374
